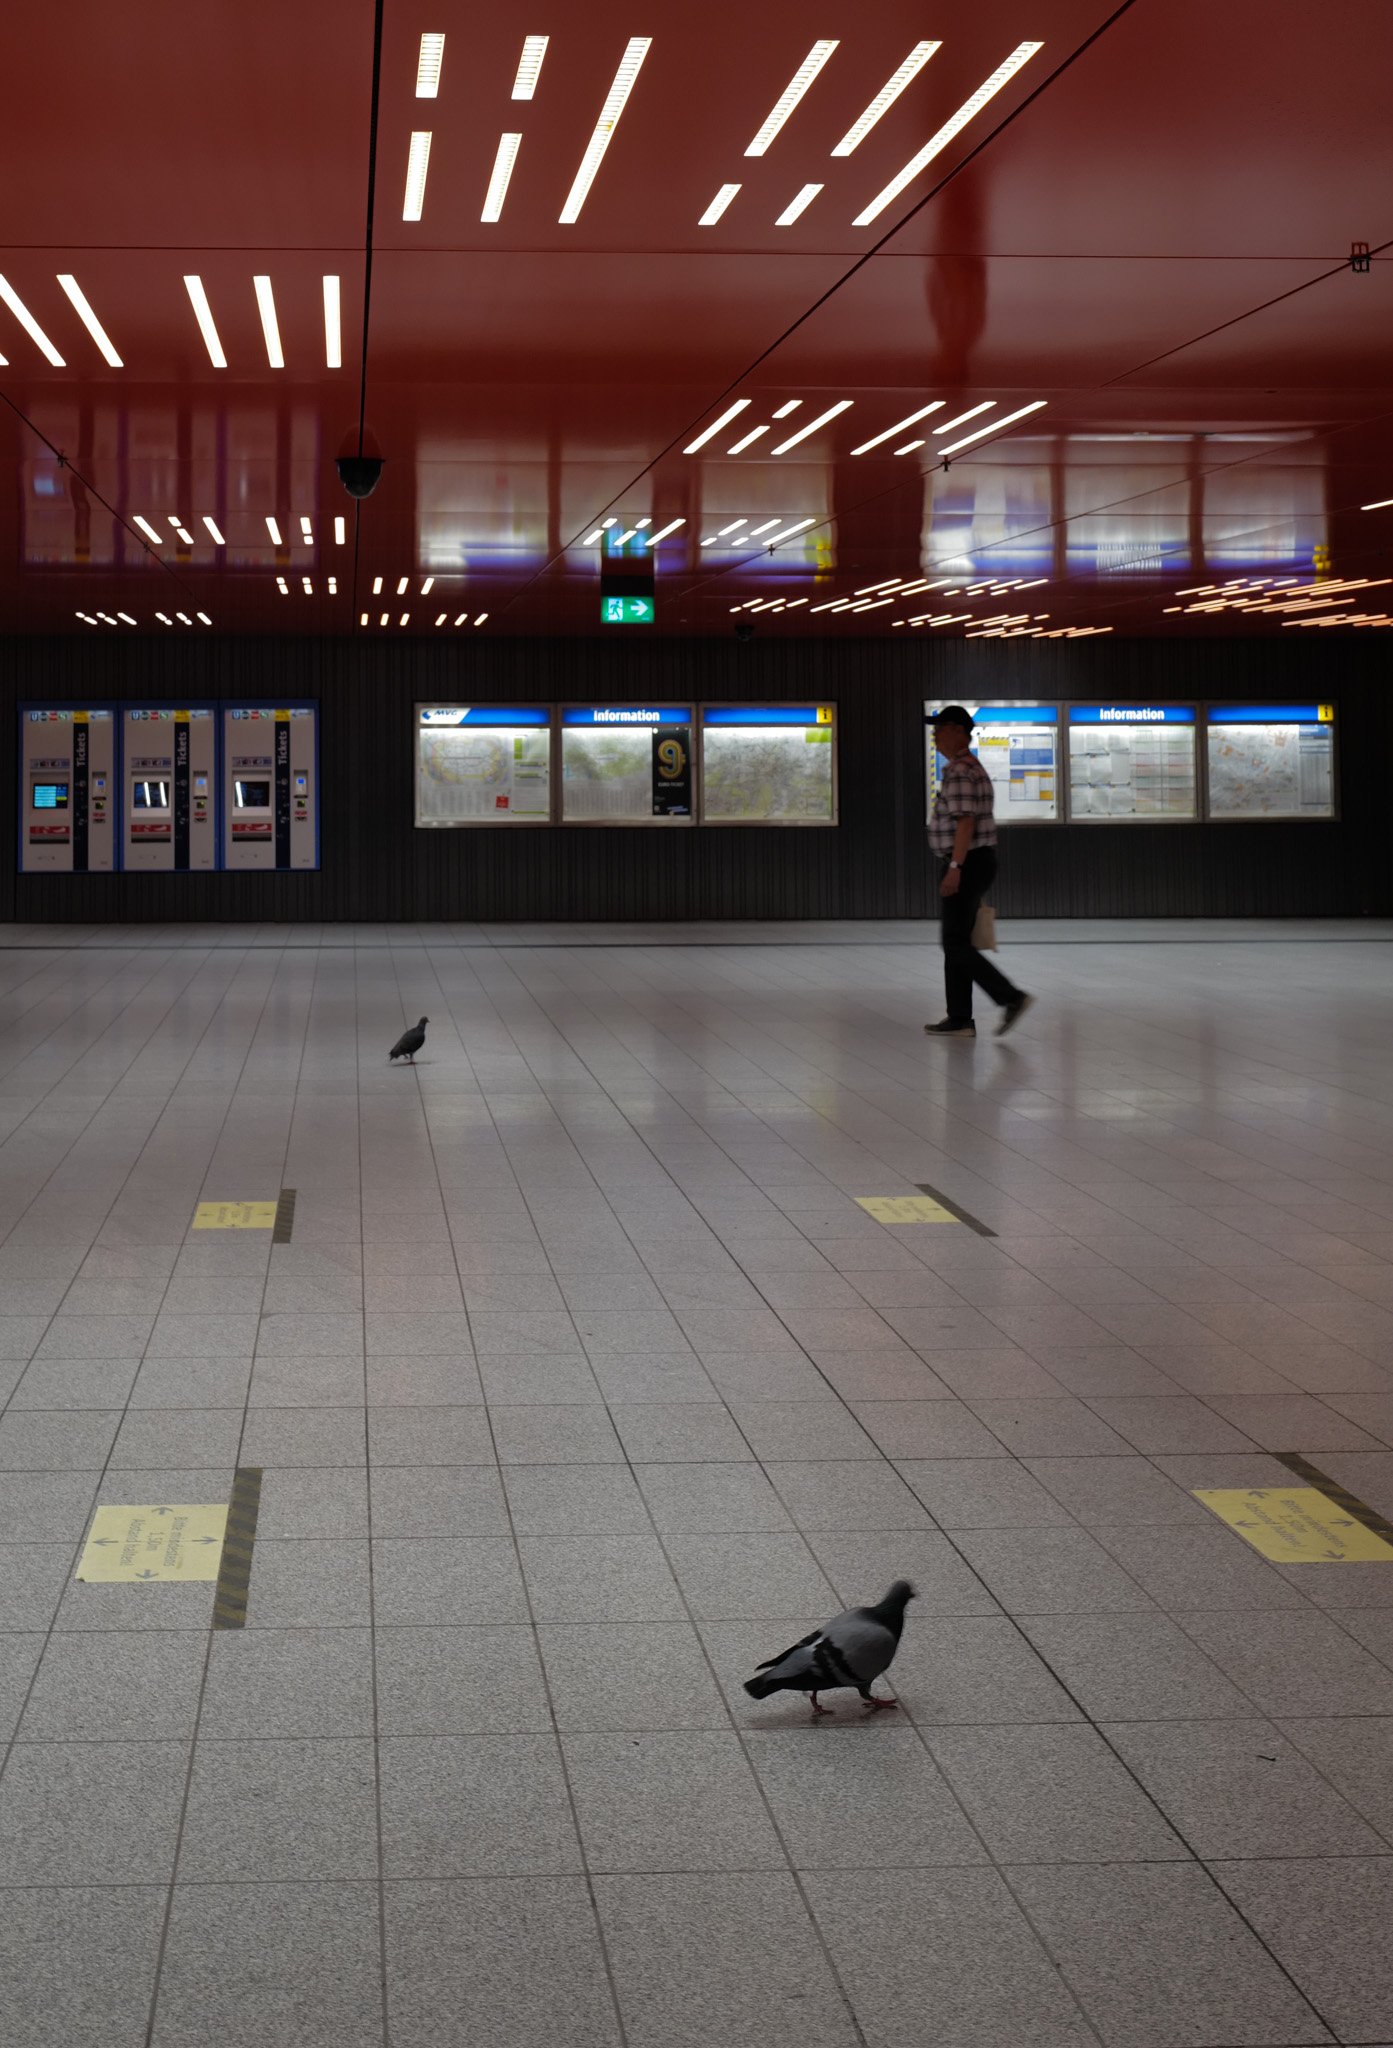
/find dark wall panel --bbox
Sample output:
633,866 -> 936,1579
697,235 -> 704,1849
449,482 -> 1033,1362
0,631 -> 1387,922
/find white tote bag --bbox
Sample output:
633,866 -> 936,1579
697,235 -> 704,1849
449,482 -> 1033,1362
971,904 -> 998,951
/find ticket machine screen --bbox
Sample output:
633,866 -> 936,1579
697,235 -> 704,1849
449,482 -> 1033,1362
33,782 -> 68,810
235,779 -> 271,808
132,780 -> 169,809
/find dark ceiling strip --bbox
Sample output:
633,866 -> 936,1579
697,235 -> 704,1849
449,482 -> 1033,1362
350,0 -> 387,609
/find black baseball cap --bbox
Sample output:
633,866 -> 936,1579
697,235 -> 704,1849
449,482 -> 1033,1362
932,704 -> 974,732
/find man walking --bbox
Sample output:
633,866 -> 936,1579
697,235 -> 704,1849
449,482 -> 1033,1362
926,705 -> 1033,1039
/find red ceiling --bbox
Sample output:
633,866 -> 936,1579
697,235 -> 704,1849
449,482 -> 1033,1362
3,0 -> 1393,642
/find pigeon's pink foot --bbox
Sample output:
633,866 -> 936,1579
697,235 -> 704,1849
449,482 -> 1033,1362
809,1692 -> 833,1716
862,1695 -> 898,1711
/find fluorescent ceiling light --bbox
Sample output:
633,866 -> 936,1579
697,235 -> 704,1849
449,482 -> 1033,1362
435,613 -> 447,626
380,612 -> 389,625
718,518 -> 748,536
938,399 -> 1047,457
685,398 -> 751,452
327,577 -> 337,594
785,597 -> 808,608
56,274 -> 121,366
132,516 -> 163,547
203,516 -> 225,545
771,399 -> 852,453
183,275 -> 226,367
474,613 -> 488,625
415,32 -> 445,97
253,276 -> 284,368
748,518 -> 782,536
323,275 -> 341,368
277,576 -> 289,593
454,613 -> 467,625
582,528 -> 604,544
512,34 -> 548,98
764,517 -> 816,546
302,577 -> 313,594
361,612 -> 369,625
746,41 -> 838,155
728,424 -> 770,453
636,517 -> 651,527
403,131 -> 432,221
173,524 -> 195,546
1361,497 -> 1393,510
934,400 -> 995,435
197,613 -> 212,626
853,42 -> 1044,225
482,134 -> 522,222
776,183 -> 823,225
648,518 -> 685,544
559,37 -> 650,224
616,528 -> 637,544
334,516 -> 346,544
399,614 -> 410,627
397,576 -> 410,594
421,576 -> 434,593
699,183 -> 741,227
155,613 -> 171,625
855,578 -> 903,594
772,400 -> 801,418
266,516 -> 284,546
832,41 -> 941,155
895,440 -> 924,454
300,517 -> 314,541
373,575 -> 383,593
0,275 -> 64,365
851,401 -> 944,455
601,516 -> 617,527
117,612 -> 137,625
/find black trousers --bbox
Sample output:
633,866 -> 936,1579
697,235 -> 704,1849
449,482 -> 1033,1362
940,848 -> 1020,1022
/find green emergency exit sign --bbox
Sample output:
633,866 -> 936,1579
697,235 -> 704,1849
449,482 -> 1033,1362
602,596 -> 654,625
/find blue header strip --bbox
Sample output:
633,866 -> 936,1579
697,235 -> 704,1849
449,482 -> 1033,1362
1208,704 -> 1329,725
419,706 -> 549,728
563,706 -> 689,726
1070,705 -> 1195,725
969,706 -> 1057,726
704,706 -> 829,727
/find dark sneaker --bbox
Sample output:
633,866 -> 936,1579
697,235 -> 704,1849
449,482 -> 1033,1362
996,994 -> 1034,1038
924,1019 -> 976,1038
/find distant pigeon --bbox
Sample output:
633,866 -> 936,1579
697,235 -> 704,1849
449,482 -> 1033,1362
389,1017 -> 428,1064
743,1579 -> 915,1715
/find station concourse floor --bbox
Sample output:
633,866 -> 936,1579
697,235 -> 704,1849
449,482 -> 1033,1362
2,918 -> 1393,2048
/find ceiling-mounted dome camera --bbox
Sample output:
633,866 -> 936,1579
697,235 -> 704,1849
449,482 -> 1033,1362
336,455 -> 384,500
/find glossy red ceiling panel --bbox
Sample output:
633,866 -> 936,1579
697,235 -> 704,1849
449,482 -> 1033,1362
3,0 -> 1393,642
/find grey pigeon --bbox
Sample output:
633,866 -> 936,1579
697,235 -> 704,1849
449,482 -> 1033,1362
743,1580 -> 915,1716
389,1017 -> 428,1064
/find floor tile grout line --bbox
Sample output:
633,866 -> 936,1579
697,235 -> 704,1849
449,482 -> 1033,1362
363,943 -> 395,2048
137,946 -> 317,2048
385,939 -> 635,2048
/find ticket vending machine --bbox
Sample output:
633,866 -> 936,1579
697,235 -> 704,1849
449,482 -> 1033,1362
121,707 -> 217,871
18,707 -> 116,873
221,704 -> 318,870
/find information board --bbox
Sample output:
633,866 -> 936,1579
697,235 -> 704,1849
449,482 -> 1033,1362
222,704 -> 318,869
561,706 -> 693,824
19,707 -> 116,872
1206,705 -> 1335,819
416,705 -> 551,825
925,703 -> 1059,825
701,706 -> 835,824
1068,706 -> 1197,820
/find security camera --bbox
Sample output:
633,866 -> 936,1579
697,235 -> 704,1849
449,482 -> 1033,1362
734,621 -> 755,643
336,456 -> 384,500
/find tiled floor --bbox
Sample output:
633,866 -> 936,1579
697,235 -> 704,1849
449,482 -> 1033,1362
1,922 -> 1392,2047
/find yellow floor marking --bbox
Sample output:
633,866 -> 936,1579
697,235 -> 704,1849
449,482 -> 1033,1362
76,1504 -> 229,1582
192,1200 -> 279,1230
857,1195 -> 959,1224
1195,1487 -> 1393,1563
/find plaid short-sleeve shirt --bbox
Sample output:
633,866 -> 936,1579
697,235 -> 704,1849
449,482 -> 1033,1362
929,750 -> 998,855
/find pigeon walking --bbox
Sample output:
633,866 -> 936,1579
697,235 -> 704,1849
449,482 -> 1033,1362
389,1017 -> 428,1064
743,1580 -> 915,1716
